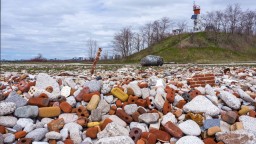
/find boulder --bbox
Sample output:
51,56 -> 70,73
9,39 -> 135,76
140,55 -> 163,66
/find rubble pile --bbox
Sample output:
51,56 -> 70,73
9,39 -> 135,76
0,66 -> 256,144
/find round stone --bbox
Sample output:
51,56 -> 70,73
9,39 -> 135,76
178,120 -> 201,136
176,136 -> 204,144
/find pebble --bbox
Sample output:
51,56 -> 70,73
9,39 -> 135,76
101,83 -> 111,94
138,113 -> 159,124
176,136 -> 204,144
96,136 -> 134,144
130,122 -> 149,132
237,88 -> 255,102
4,133 -> 15,143
25,128 -> 48,141
97,122 -> 129,139
203,119 -> 220,129
45,131 -> 62,140
0,116 -> 17,127
16,118 -> 34,128
183,96 -> 220,116
59,113 -> 78,123
84,80 -> 102,93
216,129 -> 256,144
60,86 -> 71,97
14,106 -> 39,118
4,91 -> 27,107
239,115 -> 256,133
96,99 -> 110,114
129,82 -> 142,97
178,120 -> 201,136
0,102 -> 16,116
124,104 -> 138,115
91,109 -> 102,121
161,112 -> 177,125
219,91 -> 241,109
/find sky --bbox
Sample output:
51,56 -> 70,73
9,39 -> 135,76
1,0 -> 256,60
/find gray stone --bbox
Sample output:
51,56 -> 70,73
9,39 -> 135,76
4,91 -> 27,107
66,96 -> 76,107
17,118 -> 34,128
104,95 -> 114,104
13,124 -> 23,131
176,136 -> 204,144
138,113 -> 159,124
183,96 -> 220,116
178,120 -> 201,136
124,104 -> 138,115
161,112 -> 177,125
24,123 -> 36,133
91,109 -> 102,121
25,128 -> 48,141
4,133 -> 15,143
84,80 -> 102,93
141,88 -> 150,99
0,116 -> 17,127
0,134 -> 3,144
140,55 -> 164,66
14,105 -> 39,118
219,91 -> 241,109
0,102 -> 16,116
45,131 -> 62,140
96,99 -> 110,114
204,119 -> 220,129
97,122 -> 129,139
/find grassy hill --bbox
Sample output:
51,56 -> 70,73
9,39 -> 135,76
124,32 -> 256,63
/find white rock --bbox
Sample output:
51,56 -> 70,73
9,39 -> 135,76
178,120 -> 201,136
149,89 -> 157,97
128,82 -> 142,97
64,78 -> 76,89
141,88 -> 150,99
205,95 -> 218,105
17,118 -> 34,128
183,96 -> 220,116
161,112 -> 177,125
0,102 -> 16,116
154,93 -> 165,110
130,122 -> 149,132
124,104 -> 138,115
174,95 -> 184,106
176,136 -> 204,144
97,122 -> 129,139
96,136 -> 134,144
237,88 -> 255,102
104,95 -> 114,104
195,87 -> 205,95
60,128 -> 68,141
24,123 -> 36,133
101,83 -> 111,94
139,113 -> 159,124
59,114 -> 78,124
156,79 -> 166,87
219,91 -> 241,109
61,86 -> 71,97
108,115 -> 127,127
239,115 -> 256,133
36,73 -> 60,98
63,122 -> 82,144
205,84 -> 216,96
0,116 -> 17,127
45,131 -> 62,140
66,96 -> 76,107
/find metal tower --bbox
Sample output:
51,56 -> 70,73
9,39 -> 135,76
191,2 -> 201,31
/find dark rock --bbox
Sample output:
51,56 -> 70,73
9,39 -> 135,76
140,55 -> 164,66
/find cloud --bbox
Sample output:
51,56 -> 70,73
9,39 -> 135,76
1,0 -> 256,60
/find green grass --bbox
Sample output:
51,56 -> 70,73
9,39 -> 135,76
124,32 -> 256,63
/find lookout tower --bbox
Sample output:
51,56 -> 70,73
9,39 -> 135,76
191,2 -> 201,31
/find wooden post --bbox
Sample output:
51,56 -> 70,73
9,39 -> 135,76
90,48 -> 102,75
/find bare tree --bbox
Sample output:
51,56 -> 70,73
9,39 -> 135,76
177,20 -> 188,33
112,27 -> 134,57
225,4 -> 242,34
87,38 -> 98,60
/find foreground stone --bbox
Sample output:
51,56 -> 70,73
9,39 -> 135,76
140,55 -> 164,66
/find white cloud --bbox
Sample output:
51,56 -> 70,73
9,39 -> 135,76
1,0 -> 255,60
